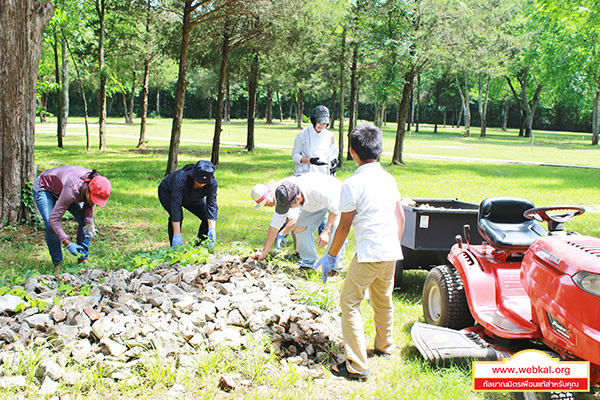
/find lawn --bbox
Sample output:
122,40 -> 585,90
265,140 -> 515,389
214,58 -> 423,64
1,117 -> 599,399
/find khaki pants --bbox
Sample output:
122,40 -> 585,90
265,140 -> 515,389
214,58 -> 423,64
340,255 -> 396,374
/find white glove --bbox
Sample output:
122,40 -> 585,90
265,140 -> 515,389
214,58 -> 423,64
83,222 -> 98,239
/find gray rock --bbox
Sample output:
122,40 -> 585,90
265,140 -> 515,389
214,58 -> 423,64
49,305 -> 66,323
38,376 -> 59,396
62,371 -> 84,386
181,265 -> 199,283
0,375 -> 26,389
100,337 -> 127,357
0,326 -> 16,343
195,301 -> 216,321
91,317 -> 110,339
36,360 -> 63,380
24,314 -> 53,332
227,309 -> 245,327
69,340 -> 92,364
0,295 -> 26,314
49,324 -> 79,341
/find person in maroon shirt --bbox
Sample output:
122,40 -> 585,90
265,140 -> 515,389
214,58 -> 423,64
33,166 -> 112,273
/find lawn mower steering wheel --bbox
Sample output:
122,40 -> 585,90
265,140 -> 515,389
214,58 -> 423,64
523,206 -> 585,225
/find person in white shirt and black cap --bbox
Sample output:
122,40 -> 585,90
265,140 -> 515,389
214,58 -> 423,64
292,105 -> 339,177
251,172 -> 345,270
158,160 -> 218,248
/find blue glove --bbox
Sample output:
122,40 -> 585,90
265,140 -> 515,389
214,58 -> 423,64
275,233 -> 287,250
172,234 -> 183,247
314,253 -> 337,283
66,242 -> 85,257
207,227 -> 216,248
83,222 -> 98,239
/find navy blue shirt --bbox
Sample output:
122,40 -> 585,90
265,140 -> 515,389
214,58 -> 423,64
159,168 -> 218,222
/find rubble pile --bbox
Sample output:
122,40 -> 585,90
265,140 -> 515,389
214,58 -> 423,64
0,254 -> 342,393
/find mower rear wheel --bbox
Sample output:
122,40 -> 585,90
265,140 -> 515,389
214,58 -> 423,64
422,265 -> 474,330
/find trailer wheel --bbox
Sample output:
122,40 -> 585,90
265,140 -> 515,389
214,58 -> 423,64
422,265 -> 473,330
393,260 -> 403,288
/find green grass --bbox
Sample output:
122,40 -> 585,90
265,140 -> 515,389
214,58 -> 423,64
1,117 -> 599,399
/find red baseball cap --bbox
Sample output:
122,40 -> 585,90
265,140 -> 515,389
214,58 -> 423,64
88,175 -> 112,206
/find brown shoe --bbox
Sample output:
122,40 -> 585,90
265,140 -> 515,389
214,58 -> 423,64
78,258 -> 89,265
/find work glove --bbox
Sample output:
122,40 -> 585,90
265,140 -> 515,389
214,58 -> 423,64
66,242 -> 85,257
83,221 -> 98,239
309,157 -> 327,166
172,234 -> 183,247
207,227 -> 216,248
314,253 -> 337,283
275,233 -> 287,250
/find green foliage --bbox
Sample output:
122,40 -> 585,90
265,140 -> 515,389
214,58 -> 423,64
21,182 -> 43,229
294,283 -> 338,312
130,246 -> 209,270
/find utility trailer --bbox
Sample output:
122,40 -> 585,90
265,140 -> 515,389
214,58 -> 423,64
394,198 -> 484,288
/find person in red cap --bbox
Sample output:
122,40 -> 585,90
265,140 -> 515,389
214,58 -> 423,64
33,166 -> 112,273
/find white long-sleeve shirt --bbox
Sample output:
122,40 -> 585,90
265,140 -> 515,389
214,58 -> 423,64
292,126 -> 338,176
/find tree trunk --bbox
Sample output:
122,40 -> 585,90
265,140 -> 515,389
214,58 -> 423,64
593,80 -> 600,145
337,26 -> 346,169
266,86 -> 273,124
392,68 -> 416,165
97,0 -> 108,151
502,100 -> 508,132
276,91 -> 283,122
60,37 -> 69,137
138,59 -> 150,148
224,79 -> 230,123
330,89 -> 336,130
64,32 -> 90,149
296,88 -> 304,128
478,75 -> 490,137
348,43 -> 358,141
246,51 -> 259,152
415,74 -> 420,133
208,99 -> 213,120
128,70 -> 136,124
0,0 -> 54,228
456,74 -> 471,137
525,84 -> 543,138
122,90 -> 128,124
156,90 -> 161,117
211,19 -> 231,166
407,84 -> 414,131
166,0 -> 192,175
53,30 -> 64,147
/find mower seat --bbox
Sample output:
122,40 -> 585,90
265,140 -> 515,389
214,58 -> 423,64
478,197 -> 547,252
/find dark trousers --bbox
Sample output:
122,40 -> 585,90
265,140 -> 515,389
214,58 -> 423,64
158,187 -> 209,245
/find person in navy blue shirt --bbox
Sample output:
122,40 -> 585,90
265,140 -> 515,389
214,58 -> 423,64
158,160 -> 218,247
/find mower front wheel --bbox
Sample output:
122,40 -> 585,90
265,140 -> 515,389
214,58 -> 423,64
422,265 -> 473,330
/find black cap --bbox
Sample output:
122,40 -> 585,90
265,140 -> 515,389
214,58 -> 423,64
312,105 -> 330,124
275,182 -> 300,214
190,160 -> 214,183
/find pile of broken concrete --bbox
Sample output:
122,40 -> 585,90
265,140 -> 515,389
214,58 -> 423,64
0,254 -> 342,395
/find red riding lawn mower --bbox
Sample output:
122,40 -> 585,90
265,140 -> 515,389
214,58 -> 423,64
411,197 -> 600,399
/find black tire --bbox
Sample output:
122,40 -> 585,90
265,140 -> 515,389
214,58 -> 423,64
422,265 -> 474,330
393,260 -> 403,288
513,392 -> 576,400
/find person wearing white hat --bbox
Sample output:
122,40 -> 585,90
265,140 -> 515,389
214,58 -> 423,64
250,173 -> 345,269
250,178 -> 300,258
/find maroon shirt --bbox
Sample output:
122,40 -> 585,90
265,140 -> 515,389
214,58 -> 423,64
38,166 -> 94,242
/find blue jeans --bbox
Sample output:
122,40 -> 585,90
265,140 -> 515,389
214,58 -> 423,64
295,209 -> 346,270
33,189 -> 89,265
